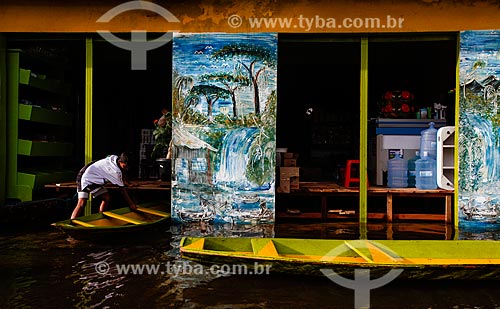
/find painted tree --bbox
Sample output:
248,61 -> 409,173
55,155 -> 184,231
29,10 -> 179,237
461,59 -> 486,98
212,43 -> 276,115
199,72 -> 250,118
173,71 -> 195,118
174,74 -> 195,102
186,84 -> 231,120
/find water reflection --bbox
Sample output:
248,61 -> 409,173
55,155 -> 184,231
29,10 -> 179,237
1,221 -> 500,308
275,222 -> 454,240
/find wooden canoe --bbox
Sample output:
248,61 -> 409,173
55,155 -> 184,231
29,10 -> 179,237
180,237 -> 500,280
51,201 -> 170,240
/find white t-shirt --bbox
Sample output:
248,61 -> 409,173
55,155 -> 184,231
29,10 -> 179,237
81,155 -> 125,189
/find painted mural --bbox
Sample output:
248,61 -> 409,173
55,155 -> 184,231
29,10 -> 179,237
171,33 -> 277,224
459,30 -> 500,231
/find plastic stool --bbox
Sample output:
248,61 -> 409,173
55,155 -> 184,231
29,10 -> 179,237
344,160 -> 360,188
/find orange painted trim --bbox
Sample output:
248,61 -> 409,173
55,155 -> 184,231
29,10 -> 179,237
1,1 -> 500,33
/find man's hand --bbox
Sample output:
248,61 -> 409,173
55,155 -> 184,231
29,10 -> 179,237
129,203 -> 137,210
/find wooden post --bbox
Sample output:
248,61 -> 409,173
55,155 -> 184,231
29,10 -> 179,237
321,195 -> 328,222
386,192 -> 393,223
445,194 -> 453,225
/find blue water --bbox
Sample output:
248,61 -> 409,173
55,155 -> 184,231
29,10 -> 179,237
215,127 -> 259,187
2,222 -> 500,308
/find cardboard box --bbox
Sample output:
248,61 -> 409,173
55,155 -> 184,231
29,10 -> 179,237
290,176 -> 299,190
279,176 -> 299,193
280,167 -> 299,178
279,177 -> 291,193
276,148 -> 288,167
283,158 -> 297,167
283,152 -> 295,159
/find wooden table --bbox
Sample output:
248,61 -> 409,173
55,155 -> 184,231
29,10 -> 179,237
279,182 -> 454,224
367,187 -> 453,224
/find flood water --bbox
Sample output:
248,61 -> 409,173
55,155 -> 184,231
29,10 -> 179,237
2,221 -> 500,308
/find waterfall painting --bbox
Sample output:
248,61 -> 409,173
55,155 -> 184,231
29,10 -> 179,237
459,30 -> 500,232
171,33 -> 277,224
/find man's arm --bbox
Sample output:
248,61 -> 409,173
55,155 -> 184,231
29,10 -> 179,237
119,187 -> 137,210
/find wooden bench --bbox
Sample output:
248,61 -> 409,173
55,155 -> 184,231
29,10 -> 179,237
102,211 -> 146,225
277,182 -> 454,224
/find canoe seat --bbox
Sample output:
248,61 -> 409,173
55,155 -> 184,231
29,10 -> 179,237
135,206 -> 169,218
182,238 -> 205,250
251,239 -> 279,257
72,219 -> 96,227
103,211 -> 146,225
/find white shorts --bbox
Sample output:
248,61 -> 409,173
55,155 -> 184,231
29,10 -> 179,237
77,186 -> 108,199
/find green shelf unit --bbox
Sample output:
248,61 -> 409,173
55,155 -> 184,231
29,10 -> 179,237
18,103 -> 72,126
6,49 -> 74,202
19,68 -> 71,96
18,139 -> 74,156
18,169 -> 75,190
11,170 -> 74,202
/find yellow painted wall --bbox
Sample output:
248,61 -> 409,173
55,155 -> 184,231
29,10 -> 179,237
0,0 -> 500,33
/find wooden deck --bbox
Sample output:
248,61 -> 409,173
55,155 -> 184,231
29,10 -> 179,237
46,180 -> 454,224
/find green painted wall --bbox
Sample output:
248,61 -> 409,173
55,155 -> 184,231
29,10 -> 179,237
0,34 -> 6,204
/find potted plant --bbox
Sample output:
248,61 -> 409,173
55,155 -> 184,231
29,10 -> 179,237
152,108 -> 172,181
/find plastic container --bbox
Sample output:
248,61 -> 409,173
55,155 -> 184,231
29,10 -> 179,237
415,151 -> 438,190
420,122 -> 437,160
387,155 -> 408,188
407,151 -> 420,188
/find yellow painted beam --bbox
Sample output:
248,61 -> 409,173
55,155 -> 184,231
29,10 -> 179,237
359,37 -> 368,235
84,37 -> 93,216
454,32 -> 460,232
85,37 -> 93,165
